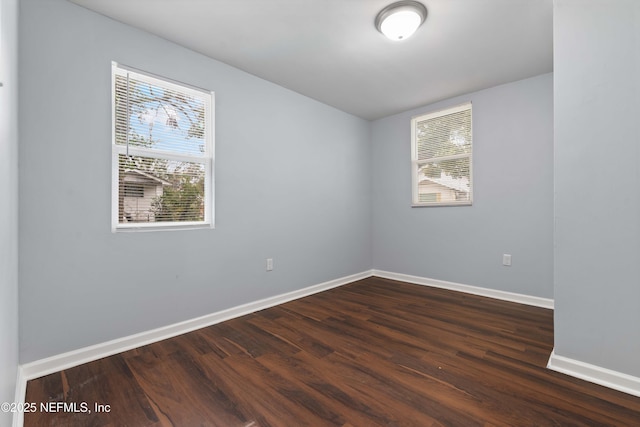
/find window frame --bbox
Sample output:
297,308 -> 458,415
111,62 -> 215,232
410,102 -> 473,207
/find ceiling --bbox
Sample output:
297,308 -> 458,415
69,0 -> 553,120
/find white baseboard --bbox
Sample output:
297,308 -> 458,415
12,367 -> 26,427
20,270 -> 373,382
372,270 -> 554,309
547,349 -> 640,398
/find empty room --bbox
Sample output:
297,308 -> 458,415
1,0 -> 640,425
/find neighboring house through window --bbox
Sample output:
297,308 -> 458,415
111,62 -> 214,230
411,102 -> 472,206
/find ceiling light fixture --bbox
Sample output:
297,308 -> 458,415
375,1 -> 428,41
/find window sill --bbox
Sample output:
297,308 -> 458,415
113,221 -> 214,232
411,201 -> 473,208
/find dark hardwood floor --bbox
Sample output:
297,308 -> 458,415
25,277 -> 640,426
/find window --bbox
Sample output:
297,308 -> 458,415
111,62 -> 214,230
411,102 -> 472,206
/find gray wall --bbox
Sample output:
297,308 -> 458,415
0,0 -> 19,422
554,0 -> 640,376
19,0 -> 371,363
372,73 -> 554,298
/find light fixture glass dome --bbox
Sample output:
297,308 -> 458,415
375,1 -> 427,41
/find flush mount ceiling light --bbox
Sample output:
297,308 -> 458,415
375,1 -> 428,41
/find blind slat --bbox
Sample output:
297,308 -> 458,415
416,108 -> 472,161
118,154 -> 206,223
114,73 -> 208,157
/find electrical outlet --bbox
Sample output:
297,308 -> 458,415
266,258 -> 273,271
503,254 -> 512,266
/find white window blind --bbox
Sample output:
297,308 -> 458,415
411,102 -> 472,206
111,62 -> 214,230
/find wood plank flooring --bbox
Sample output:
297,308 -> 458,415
25,277 -> 640,426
